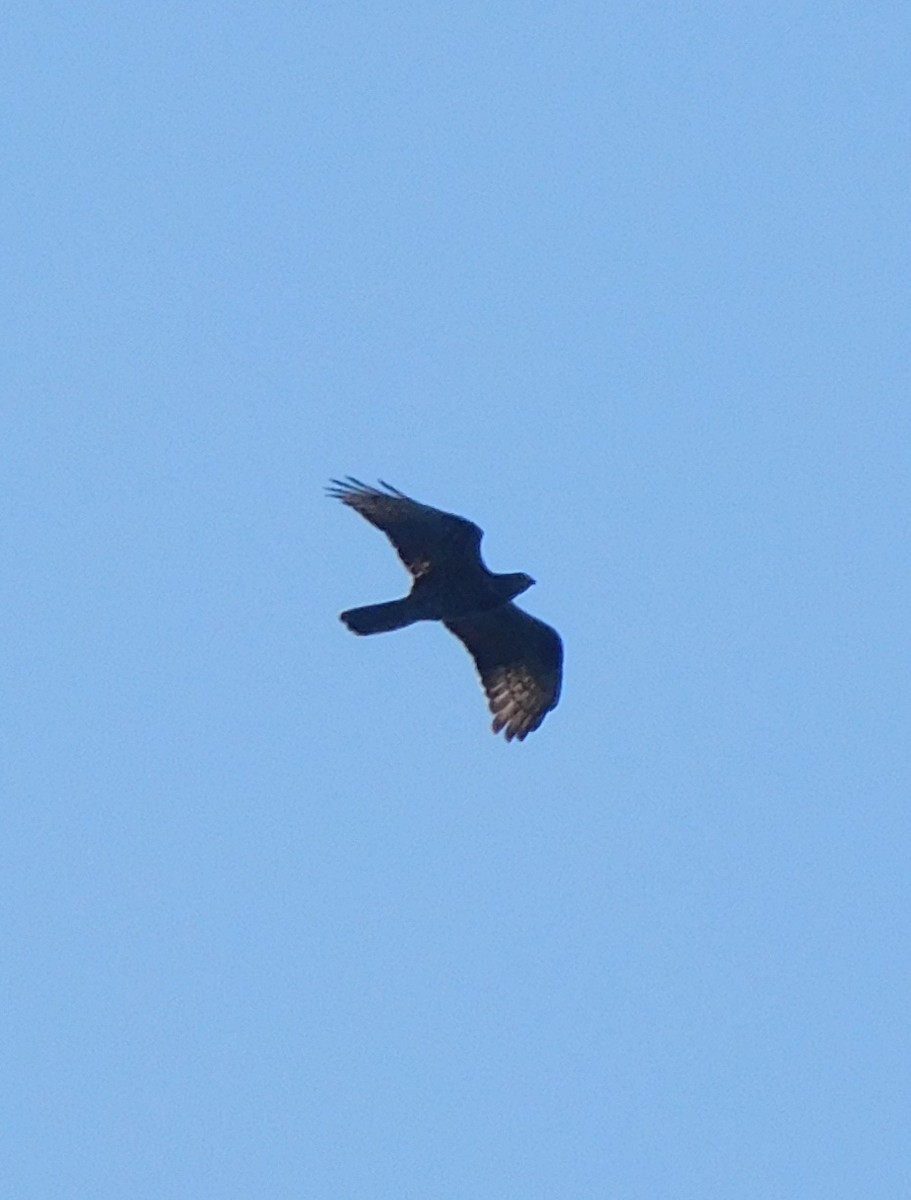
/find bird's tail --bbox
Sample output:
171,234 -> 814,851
340,599 -> 416,635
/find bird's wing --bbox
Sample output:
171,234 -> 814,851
327,478 -> 484,579
445,603 -> 563,741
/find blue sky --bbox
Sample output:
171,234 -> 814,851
4,4 -> 909,1196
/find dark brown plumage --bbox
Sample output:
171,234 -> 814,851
328,478 -> 562,741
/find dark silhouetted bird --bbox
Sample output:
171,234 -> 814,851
328,478 -> 562,741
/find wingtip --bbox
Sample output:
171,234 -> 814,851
326,477 -> 408,502
326,476 -> 371,500
377,479 -> 407,497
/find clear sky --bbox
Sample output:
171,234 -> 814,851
4,4 -> 909,1197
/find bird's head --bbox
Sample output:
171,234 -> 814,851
498,571 -> 536,600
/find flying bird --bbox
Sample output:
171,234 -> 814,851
328,478 -> 562,741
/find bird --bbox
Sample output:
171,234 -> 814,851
327,478 -> 563,741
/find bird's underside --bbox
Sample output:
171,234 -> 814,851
328,478 -> 562,741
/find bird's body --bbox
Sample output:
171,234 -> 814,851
328,478 -> 562,740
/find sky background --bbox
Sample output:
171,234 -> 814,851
4,3 -> 909,1197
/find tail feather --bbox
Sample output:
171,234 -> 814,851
340,599 -> 416,635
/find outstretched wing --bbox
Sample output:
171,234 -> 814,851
327,478 -> 484,579
445,604 -> 563,741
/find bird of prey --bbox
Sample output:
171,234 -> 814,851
328,478 -> 563,741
